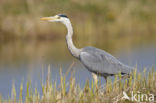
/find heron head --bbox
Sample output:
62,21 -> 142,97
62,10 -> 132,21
40,14 -> 68,22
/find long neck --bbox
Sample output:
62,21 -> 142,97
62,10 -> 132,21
63,19 -> 81,58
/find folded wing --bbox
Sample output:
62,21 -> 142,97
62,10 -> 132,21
80,47 -> 133,76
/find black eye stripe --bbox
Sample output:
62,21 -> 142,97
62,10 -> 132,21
58,14 -> 68,18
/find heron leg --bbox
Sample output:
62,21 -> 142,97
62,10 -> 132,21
92,73 -> 98,84
104,76 -> 107,83
92,73 -> 99,92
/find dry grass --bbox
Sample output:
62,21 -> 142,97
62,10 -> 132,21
0,0 -> 156,45
0,1 -> 156,102
0,66 -> 155,103
0,0 -> 156,64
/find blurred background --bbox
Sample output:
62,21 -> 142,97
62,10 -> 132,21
0,0 -> 156,98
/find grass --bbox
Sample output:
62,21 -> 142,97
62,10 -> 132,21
0,66 -> 155,103
0,0 -> 156,102
0,0 -> 156,46
0,0 -> 156,65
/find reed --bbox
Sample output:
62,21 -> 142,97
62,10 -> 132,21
0,66 -> 155,103
0,0 -> 156,45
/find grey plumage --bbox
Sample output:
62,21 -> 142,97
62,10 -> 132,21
80,46 -> 133,77
41,14 -> 134,80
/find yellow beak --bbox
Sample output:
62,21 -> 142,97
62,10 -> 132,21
40,16 -> 57,21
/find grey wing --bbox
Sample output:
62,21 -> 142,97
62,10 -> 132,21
79,47 -> 133,76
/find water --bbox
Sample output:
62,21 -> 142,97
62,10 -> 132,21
0,42 -> 156,99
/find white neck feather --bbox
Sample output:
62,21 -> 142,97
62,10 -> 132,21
62,19 -> 81,58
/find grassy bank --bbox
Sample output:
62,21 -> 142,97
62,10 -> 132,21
0,0 -> 156,63
0,0 -> 156,45
0,67 -> 155,103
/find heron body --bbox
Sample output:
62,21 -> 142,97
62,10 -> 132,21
41,14 -> 134,80
80,46 -> 133,77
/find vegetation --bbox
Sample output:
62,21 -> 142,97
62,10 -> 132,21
0,0 -> 156,64
0,1 -> 156,102
0,66 -> 155,103
0,0 -> 156,46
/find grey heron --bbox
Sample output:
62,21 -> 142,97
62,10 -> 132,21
40,14 -> 134,81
